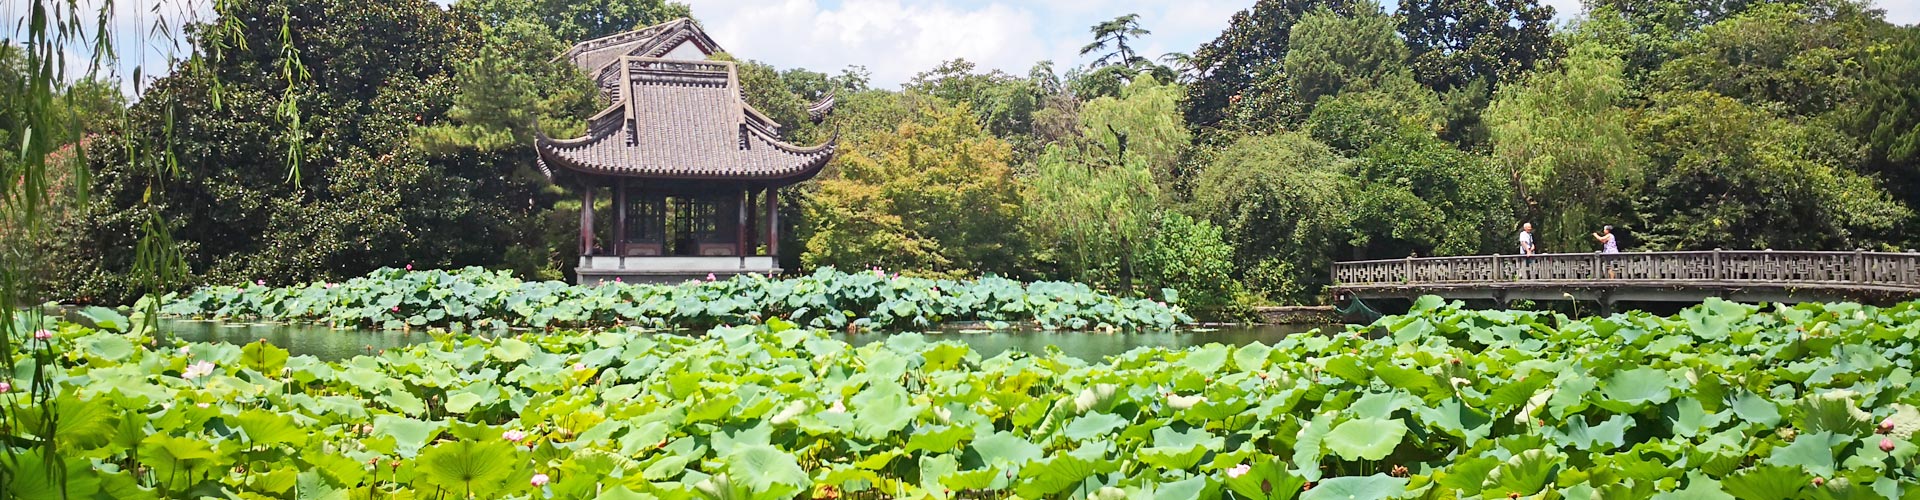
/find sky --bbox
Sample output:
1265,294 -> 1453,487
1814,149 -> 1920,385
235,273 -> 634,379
13,0 -> 1920,95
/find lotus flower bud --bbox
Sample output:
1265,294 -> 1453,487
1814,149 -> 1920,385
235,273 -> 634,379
33,329 -> 52,340
1882,438 -> 1897,453
1881,417 -> 1897,434
503,430 -> 527,442
530,473 -> 550,487
1812,477 -> 1825,487
0,381 -> 10,393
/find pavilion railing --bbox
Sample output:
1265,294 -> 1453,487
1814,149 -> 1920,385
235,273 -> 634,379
1332,250 -> 1920,289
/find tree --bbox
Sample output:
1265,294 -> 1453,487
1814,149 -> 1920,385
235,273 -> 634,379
1183,0 -> 1359,131
1189,132 -> 1351,302
1396,0 -> 1558,93
1485,41 -> 1643,251
802,102 -> 1026,276
457,0 -> 689,43
44,0 -> 556,301
1304,78 -> 1445,155
1629,90 -> 1909,250
1843,25 -> 1920,206
1650,1 -> 1886,118
1283,2 -> 1413,111
1081,14 -> 1152,69
1025,76 -> 1188,292
1346,136 -> 1515,258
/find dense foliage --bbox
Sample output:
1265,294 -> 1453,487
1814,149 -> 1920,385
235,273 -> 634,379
27,0 -> 1920,311
13,297 -> 1920,498
158,267 -> 1192,331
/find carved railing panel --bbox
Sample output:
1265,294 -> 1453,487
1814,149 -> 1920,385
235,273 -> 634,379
1333,251 -> 1920,290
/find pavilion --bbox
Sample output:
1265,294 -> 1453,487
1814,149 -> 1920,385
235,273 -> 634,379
535,19 -> 835,284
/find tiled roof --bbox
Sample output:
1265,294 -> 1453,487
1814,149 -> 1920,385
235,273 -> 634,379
808,91 -> 836,123
535,57 -> 836,182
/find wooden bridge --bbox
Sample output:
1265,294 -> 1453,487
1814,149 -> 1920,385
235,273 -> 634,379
1331,250 -> 1920,311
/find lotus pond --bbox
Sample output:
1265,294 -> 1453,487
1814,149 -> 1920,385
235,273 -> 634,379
157,318 -> 1319,361
156,267 -> 1193,332
6,297 -> 1920,499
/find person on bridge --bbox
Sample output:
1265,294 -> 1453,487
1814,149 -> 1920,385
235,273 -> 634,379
1593,225 -> 1619,254
1520,223 -> 1536,255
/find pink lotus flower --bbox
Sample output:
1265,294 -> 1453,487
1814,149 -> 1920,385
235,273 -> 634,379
614,277 -> 622,282
405,264 -> 413,271
827,400 -> 847,414
1226,463 -> 1250,478
391,306 -> 400,312
0,381 -> 11,393
530,473 -> 550,487
33,329 -> 51,340
572,363 -> 587,371
1883,438 -> 1898,453
706,273 -> 717,281
1881,417 -> 1897,434
179,345 -> 192,355
183,361 -> 216,380
503,430 -> 527,442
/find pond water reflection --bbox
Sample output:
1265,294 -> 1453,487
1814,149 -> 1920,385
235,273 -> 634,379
160,319 -> 1333,362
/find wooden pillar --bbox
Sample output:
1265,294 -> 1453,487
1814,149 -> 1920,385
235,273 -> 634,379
614,179 -> 628,258
745,189 -> 758,255
736,188 -> 748,258
766,187 -> 780,258
579,185 -> 595,257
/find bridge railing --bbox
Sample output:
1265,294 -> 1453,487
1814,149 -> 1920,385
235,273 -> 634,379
1333,250 -> 1920,288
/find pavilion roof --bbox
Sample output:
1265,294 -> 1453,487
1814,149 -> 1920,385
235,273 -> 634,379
536,56 -> 836,182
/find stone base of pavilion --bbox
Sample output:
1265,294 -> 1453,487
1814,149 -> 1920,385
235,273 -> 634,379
576,256 -> 780,285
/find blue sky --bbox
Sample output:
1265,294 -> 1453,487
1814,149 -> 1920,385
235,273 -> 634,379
16,0 -> 1920,95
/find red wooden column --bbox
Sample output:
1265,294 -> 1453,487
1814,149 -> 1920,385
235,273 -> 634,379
766,187 -> 779,258
736,188 -> 749,257
579,185 -> 595,257
614,179 -> 627,257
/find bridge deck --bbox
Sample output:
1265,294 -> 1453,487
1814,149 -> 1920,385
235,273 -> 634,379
1331,250 -> 1920,305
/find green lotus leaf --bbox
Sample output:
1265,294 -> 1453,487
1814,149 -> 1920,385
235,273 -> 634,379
1325,417 -> 1407,461
414,439 -> 523,498
1151,476 -> 1210,500
77,333 -> 135,362
1765,431 -> 1846,477
972,431 -> 1044,469
1222,457 -> 1307,500
139,434 -> 218,492
4,453 -> 103,500
1481,449 -> 1562,497
1730,392 -> 1782,428
1597,367 -> 1676,411
725,444 -> 809,498
1302,474 -> 1408,500
1418,398 -> 1492,445
241,341 -> 291,374
1064,411 -> 1129,441
1015,453 -> 1113,498
490,338 -> 532,362
852,381 -> 922,440
1234,342 -> 1272,371
1550,414 -> 1633,451
1293,413 -> 1336,481
373,415 -> 446,458
16,393 -> 119,452
235,409 -> 308,447
1719,465 -> 1806,500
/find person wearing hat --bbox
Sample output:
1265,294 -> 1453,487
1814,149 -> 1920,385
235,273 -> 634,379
1592,225 -> 1618,254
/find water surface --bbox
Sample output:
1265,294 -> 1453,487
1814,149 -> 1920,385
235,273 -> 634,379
161,319 -> 1330,362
